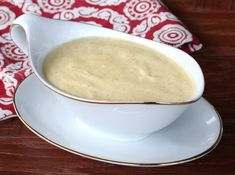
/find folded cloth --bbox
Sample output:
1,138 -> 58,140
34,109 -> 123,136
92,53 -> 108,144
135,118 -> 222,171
0,0 -> 202,121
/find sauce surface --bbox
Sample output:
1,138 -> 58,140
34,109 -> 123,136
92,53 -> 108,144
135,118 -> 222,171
43,37 -> 195,102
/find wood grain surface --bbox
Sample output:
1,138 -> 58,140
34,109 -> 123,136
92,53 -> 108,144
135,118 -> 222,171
1,0 -> 235,174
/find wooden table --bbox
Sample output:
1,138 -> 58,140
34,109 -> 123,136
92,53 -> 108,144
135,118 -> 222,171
1,0 -> 235,174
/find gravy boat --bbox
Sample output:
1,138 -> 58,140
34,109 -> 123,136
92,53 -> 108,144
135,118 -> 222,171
11,14 -> 204,141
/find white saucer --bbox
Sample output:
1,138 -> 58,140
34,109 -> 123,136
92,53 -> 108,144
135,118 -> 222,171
13,74 -> 223,167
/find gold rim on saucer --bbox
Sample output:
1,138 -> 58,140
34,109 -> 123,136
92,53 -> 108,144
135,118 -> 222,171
13,74 -> 223,167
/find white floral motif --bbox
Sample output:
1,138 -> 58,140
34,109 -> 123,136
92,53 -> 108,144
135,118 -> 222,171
37,0 -> 75,13
53,8 -> 130,32
22,59 -> 32,76
24,67 -> 32,77
158,12 -> 179,22
0,107 -> 14,121
0,61 -> 30,97
5,0 -> 42,14
0,72 -> 18,97
124,0 -> 160,20
85,0 -> 126,6
0,53 -> 5,68
0,6 -> 16,30
132,12 -> 179,37
22,0 -> 42,15
54,10 -> 76,20
189,43 -> 203,52
0,98 -> 13,105
53,7 -> 98,20
0,33 -> 12,43
97,9 -> 130,32
4,0 -> 24,8
1,43 -> 27,61
153,24 -> 192,47
132,14 -> 161,37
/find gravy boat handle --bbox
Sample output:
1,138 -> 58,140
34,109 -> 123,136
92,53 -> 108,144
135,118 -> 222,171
10,14 -> 37,55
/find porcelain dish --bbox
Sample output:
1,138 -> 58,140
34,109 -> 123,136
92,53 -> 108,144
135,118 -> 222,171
11,14 -> 205,140
14,74 -> 222,167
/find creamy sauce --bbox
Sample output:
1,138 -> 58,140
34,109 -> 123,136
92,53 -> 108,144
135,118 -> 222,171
43,37 -> 195,103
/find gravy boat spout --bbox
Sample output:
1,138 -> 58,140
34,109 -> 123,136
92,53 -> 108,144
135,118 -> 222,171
11,14 -> 205,141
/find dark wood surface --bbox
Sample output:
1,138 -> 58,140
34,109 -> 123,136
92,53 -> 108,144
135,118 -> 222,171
1,0 -> 235,174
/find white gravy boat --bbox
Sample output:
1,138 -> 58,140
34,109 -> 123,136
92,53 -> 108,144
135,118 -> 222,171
11,14 -> 204,141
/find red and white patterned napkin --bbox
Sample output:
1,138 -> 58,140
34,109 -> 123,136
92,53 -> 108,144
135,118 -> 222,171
0,0 -> 202,121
